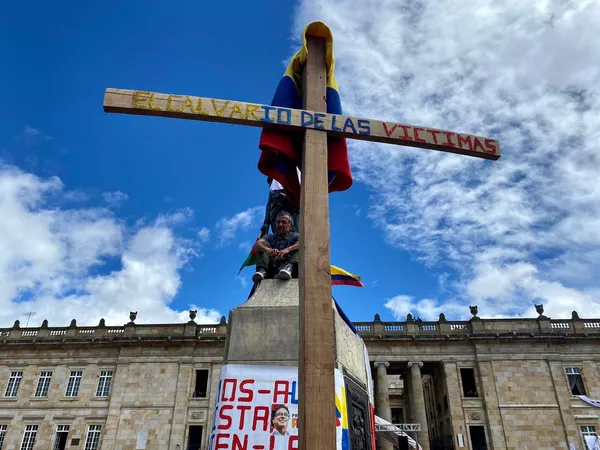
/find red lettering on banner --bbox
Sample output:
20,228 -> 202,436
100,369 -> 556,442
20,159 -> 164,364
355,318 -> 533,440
413,127 -> 427,143
216,433 -> 230,450
382,123 -> 399,137
218,405 -> 233,429
239,379 -> 254,402
252,406 -> 270,431
233,434 -> 248,450
484,139 -> 498,154
273,381 -> 290,403
288,436 -> 299,450
269,435 -> 275,450
456,135 -> 473,150
428,129 -> 442,144
238,405 -> 252,428
222,379 -> 237,401
473,138 -> 486,152
441,131 -> 456,147
398,125 -> 413,141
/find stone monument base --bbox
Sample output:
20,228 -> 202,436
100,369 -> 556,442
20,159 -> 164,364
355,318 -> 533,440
218,279 -> 374,450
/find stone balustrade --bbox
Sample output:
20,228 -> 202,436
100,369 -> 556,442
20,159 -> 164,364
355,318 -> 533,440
0,320 -> 228,343
352,314 -> 600,337
2,306 -> 599,343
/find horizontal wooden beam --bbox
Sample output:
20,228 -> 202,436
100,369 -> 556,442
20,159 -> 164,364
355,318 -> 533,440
103,88 -> 500,160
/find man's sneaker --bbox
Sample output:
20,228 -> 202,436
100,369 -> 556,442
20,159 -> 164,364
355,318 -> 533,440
274,263 -> 292,280
252,268 -> 267,283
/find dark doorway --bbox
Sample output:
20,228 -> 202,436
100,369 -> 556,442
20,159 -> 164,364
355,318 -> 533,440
469,426 -> 488,450
187,425 -> 203,450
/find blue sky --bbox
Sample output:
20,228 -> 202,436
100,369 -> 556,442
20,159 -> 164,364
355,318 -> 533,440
2,0 -> 600,327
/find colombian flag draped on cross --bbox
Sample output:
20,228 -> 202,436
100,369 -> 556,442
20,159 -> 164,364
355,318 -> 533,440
240,22 -> 362,288
257,21 -> 352,207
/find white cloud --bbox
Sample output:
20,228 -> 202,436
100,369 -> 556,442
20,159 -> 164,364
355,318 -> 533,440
197,227 -> 211,243
13,126 -> 51,146
467,262 -> 537,303
0,164 -> 220,327
103,191 -> 129,208
238,276 -> 249,290
215,206 -> 263,247
238,240 -> 252,251
466,262 -> 600,319
385,295 -> 464,321
155,207 -> 194,227
384,295 -> 413,319
295,0 -> 600,319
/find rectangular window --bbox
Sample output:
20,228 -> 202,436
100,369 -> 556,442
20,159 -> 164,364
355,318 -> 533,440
581,426 -> 598,450
35,371 -> 53,397
566,368 -> 587,396
65,371 -> 83,397
96,371 -> 113,397
53,425 -> 70,450
391,407 -> 403,424
84,425 -> 102,450
460,368 -> 479,398
20,425 -> 38,450
0,424 -> 7,450
193,370 -> 209,398
5,371 -> 23,397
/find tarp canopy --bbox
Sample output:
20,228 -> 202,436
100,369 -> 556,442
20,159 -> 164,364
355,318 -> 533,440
374,415 -> 422,450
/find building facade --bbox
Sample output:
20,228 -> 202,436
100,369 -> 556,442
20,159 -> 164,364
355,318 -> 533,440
1,307 -> 600,450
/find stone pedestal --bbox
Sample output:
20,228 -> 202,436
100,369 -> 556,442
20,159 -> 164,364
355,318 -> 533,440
225,279 -> 370,384
223,279 -> 373,449
224,279 -> 300,364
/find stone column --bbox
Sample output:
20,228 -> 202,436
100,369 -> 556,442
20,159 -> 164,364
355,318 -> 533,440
374,362 -> 393,450
375,362 -> 392,421
404,367 -> 414,423
408,362 -> 430,450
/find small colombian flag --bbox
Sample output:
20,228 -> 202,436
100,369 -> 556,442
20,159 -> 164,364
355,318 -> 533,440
330,265 -> 364,288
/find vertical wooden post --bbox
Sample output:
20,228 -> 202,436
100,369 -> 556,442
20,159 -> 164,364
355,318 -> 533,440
298,35 -> 336,450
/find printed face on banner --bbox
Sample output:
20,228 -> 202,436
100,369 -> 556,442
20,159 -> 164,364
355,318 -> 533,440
209,365 -> 300,450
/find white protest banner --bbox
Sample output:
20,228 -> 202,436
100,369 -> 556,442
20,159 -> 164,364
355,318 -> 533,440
209,364 -> 351,450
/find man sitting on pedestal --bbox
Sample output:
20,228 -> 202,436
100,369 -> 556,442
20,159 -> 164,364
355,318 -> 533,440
252,212 -> 299,283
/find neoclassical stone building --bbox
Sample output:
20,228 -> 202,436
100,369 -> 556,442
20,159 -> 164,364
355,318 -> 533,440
1,304 -> 600,450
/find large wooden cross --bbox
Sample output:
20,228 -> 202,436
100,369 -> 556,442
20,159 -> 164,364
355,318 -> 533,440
103,32 -> 499,450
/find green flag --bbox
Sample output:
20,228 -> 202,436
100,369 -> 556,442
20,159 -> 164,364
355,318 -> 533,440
238,236 -> 261,275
